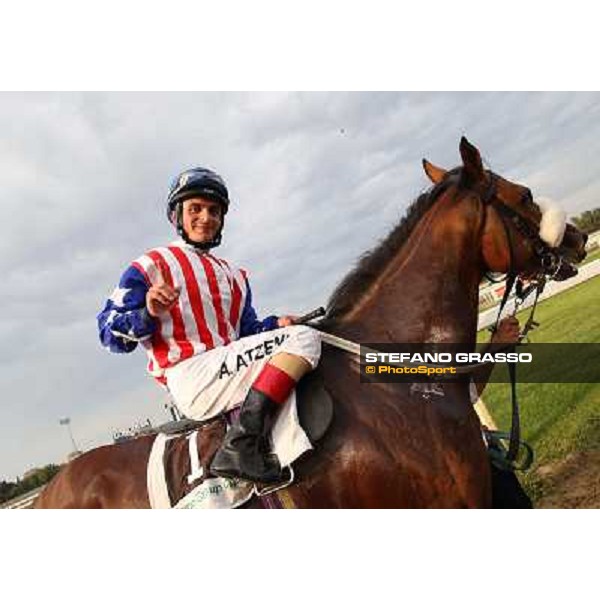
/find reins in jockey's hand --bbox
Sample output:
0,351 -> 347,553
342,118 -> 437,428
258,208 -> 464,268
295,307 -> 326,325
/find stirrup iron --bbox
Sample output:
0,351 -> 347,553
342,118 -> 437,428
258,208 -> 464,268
253,465 -> 295,496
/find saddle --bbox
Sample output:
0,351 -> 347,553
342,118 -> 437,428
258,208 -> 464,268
148,371 -> 333,508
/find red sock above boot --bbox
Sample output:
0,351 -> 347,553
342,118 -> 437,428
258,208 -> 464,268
252,364 -> 297,404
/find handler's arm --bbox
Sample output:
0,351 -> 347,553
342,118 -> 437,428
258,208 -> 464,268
474,316 -> 521,396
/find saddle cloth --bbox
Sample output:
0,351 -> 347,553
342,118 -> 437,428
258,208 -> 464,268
147,391 -> 312,509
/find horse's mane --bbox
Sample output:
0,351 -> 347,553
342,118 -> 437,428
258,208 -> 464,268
320,168 -> 461,328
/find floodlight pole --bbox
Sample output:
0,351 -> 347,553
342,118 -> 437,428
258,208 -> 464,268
59,418 -> 79,453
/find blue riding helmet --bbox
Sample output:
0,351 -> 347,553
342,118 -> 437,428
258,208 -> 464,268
166,167 -> 230,250
166,167 -> 230,224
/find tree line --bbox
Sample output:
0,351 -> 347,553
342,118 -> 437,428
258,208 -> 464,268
572,208 -> 600,235
0,464 -> 61,505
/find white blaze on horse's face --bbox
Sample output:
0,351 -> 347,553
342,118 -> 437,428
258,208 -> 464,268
536,196 -> 567,248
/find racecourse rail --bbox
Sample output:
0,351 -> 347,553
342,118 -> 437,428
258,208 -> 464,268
478,258 -> 600,330
0,486 -> 45,509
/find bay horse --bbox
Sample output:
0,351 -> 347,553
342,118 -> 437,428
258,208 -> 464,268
35,137 -> 587,508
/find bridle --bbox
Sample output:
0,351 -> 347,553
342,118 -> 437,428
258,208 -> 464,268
467,170 -> 573,467
473,170 -> 576,337
479,172 -> 569,282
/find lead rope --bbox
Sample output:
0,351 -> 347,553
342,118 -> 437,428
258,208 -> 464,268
487,196 -> 523,467
493,273 -> 521,465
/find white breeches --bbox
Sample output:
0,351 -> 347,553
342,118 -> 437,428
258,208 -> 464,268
165,325 -> 321,422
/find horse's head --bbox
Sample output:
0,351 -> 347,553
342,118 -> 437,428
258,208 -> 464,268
423,137 -> 588,281
561,222 -> 588,265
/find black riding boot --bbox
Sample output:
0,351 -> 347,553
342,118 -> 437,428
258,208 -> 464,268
211,388 -> 284,484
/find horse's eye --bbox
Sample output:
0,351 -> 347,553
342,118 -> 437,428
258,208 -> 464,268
522,190 -> 534,205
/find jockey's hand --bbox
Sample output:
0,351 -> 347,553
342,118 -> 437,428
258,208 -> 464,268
146,282 -> 180,317
491,316 -> 521,345
277,315 -> 298,327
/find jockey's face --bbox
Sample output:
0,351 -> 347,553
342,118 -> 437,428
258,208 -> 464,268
181,197 -> 223,244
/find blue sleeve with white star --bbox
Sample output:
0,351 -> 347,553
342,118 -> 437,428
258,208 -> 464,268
239,280 -> 279,337
97,265 -> 156,353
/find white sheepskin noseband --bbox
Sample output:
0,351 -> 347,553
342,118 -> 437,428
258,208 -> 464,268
536,197 -> 566,248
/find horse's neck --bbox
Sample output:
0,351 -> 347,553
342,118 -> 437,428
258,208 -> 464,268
335,196 -> 483,345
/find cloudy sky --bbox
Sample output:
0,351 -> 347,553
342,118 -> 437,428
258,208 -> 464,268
1,91 -> 599,481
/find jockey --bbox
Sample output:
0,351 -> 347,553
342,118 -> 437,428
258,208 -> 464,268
97,167 -> 321,484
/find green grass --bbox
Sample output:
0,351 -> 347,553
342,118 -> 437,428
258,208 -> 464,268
477,275 -> 600,500
478,254 -> 599,312
580,246 -> 600,267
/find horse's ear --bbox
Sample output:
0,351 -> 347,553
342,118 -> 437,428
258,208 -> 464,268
459,136 -> 485,183
422,159 -> 447,184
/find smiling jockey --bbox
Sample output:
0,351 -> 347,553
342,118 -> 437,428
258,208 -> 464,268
97,167 -> 321,484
